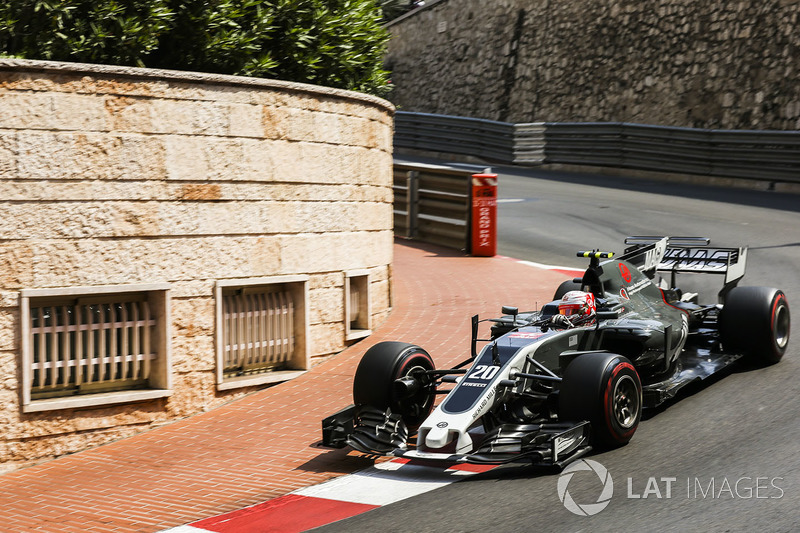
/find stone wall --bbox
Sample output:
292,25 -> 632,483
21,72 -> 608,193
0,59 -> 394,472
386,0 -> 800,130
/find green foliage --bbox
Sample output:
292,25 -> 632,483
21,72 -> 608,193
0,1 -> 173,66
0,0 -> 391,96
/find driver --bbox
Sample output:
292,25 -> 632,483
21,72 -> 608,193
550,290 -> 597,328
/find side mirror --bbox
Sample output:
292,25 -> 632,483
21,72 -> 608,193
501,306 -> 518,317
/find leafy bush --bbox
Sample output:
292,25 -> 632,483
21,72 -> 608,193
0,0 -> 391,96
0,1 -> 173,65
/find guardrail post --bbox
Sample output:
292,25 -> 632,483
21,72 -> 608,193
406,170 -> 419,239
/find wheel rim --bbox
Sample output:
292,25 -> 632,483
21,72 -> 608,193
612,375 -> 639,429
394,361 -> 434,426
774,303 -> 790,350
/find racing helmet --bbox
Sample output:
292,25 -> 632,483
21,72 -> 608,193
558,291 -> 596,321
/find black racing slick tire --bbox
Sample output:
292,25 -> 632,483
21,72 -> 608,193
352,341 -> 436,430
559,353 -> 642,449
720,286 -> 790,365
554,279 -> 583,300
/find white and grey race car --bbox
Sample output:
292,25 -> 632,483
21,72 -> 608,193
321,237 -> 790,468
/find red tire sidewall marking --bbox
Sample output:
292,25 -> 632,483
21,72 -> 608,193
603,360 -> 640,442
394,351 -> 433,381
393,351 -> 435,425
770,293 -> 788,357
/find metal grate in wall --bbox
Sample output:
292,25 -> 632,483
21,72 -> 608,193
222,289 -> 294,378
29,299 -> 156,399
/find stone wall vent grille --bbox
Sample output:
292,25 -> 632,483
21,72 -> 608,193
20,284 -> 172,412
222,289 -> 295,378
28,299 -> 156,399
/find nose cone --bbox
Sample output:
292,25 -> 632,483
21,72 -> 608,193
424,425 -> 474,453
424,425 -> 452,449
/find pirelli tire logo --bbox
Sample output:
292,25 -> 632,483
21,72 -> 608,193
557,459 -> 614,516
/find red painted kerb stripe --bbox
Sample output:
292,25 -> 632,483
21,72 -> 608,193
192,494 -> 378,533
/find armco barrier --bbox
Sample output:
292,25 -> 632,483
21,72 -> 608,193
394,111 -> 516,162
394,162 -> 477,252
394,112 -> 800,183
513,122 -> 547,165
545,122 -> 800,181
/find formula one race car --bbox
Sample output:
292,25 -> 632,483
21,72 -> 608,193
321,237 -> 791,468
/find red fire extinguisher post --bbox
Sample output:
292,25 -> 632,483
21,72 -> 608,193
470,173 -> 498,256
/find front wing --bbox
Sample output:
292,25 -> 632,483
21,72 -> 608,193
321,405 -> 592,469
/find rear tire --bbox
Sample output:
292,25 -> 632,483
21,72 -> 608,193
352,341 -> 435,430
720,286 -> 790,365
559,353 -> 642,448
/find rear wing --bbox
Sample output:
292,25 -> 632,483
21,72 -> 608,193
621,236 -> 747,299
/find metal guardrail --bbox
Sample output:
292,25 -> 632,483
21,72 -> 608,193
513,122 -> 547,165
394,112 -> 800,183
394,111 -> 515,163
393,162 -> 474,251
545,122 -> 800,181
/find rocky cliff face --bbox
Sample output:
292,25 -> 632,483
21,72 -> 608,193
387,0 -> 800,130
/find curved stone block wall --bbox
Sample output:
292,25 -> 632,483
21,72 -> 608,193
387,0 -> 800,130
0,59 -> 394,471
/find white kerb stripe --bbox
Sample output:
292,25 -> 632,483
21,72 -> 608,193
293,462 -> 477,506
159,526 -> 213,533
517,260 -> 583,274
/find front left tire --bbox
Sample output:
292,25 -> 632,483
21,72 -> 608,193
559,352 -> 643,448
352,341 -> 436,430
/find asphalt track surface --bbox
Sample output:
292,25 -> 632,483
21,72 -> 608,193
314,162 -> 800,532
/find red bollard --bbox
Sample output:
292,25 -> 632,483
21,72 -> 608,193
470,173 -> 498,256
